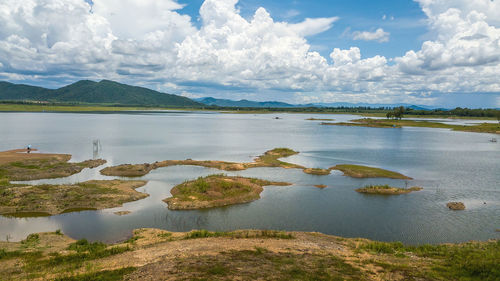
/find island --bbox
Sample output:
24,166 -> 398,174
355,185 -> 423,195
321,118 -> 500,134
303,168 -> 331,175
331,164 -> 412,179
100,148 -> 305,177
163,175 -> 290,210
0,149 -> 106,181
0,180 -> 148,216
101,148 -> 413,180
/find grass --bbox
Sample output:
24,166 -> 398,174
355,185 -> 423,195
323,118 -> 500,134
184,230 -> 294,240
164,175 -> 290,210
359,240 -> 500,280
331,164 -> 412,179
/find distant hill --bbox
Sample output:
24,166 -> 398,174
0,80 -> 202,108
195,97 -> 304,108
195,97 -> 443,110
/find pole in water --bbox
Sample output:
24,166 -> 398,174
93,139 -> 101,159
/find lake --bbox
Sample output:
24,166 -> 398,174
0,111 -> 499,245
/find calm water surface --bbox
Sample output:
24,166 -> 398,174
0,112 -> 498,244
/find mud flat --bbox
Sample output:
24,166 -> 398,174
163,175 -> 290,210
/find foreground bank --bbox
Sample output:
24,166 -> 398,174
0,229 -> 497,281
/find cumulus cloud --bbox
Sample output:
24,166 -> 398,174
352,28 -> 390,42
0,0 -> 499,105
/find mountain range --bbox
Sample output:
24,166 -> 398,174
195,97 -> 442,110
0,80 -> 446,110
0,80 -> 202,108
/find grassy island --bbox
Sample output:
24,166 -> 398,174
163,175 -> 290,210
101,148 -> 305,177
0,149 -> 106,181
355,185 -> 423,195
303,168 -> 331,175
322,118 -> 500,134
0,229 -> 498,280
306,118 -> 335,121
331,164 -> 412,179
0,180 -> 148,216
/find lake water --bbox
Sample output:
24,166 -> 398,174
0,112 -> 499,245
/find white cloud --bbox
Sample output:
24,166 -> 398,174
0,0 -> 499,106
353,28 -> 390,42
289,17 -> 339,37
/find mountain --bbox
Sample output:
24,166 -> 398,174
195,97 -> 313,108
195,97 -> 443,110
312,102 -> 444,110
0,80 -> 202,108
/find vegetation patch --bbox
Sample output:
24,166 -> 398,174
355,185 -> 423,195
0,180 -> 148,215
163,174 -> 290,210
331,164 -> 412,179
314,184 -> 328,189
322,118 -> 500,134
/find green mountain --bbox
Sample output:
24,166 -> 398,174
0,80 -> 202,108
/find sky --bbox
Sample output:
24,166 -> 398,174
1,0 -> 500,108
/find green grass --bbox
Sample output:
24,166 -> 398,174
184,230 -> 294,240
331,164 -> 412,179
359,240 -> 500,280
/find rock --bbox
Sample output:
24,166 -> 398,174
447,202 -> 465,210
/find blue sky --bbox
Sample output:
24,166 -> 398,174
177,0 -> 427,60
2,0 -> 500,108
